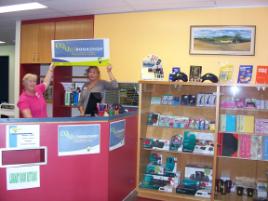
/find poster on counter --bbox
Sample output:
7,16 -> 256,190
51,38 -> 109,66
58,124 -> 100,156
109,120 -> 126,151
6,125 -> 40,148
6,166 -> 40,190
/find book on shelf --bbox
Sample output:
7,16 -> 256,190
218,133 -> 238,157
239,135 -> 251,159
237,65 -> 253,84
219,64 -> 234,83
262,136 -> 268,160
220,114 -> 236,132
189,65 -> 202,82
237,115 -> 254,133
255,118 -> 268,134
251,136 -> 262,160
256,66 -> 268,84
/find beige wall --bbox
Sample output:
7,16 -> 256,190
0,45 -> 15,103
94,7 -> 268,83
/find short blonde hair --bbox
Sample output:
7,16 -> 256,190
22,73 -> 37,82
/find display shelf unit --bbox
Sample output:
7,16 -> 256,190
216,84 -> 268,201
137,81 -> 268,201
137,81 -> 219,201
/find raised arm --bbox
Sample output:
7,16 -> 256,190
107,64 -> 116,81
43,63 -> 55,89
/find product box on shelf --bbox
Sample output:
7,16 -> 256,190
143,138 -> 170,151
147,113 -> 160,126
193,132 -> 214,155
236,115 -> 255,133
196,93 -> 216,107
255,119 -> 268,134
189,65 -> 202,82
151,96 -> 162,105
239,135 -> 251,159
219,64 -> 234,83
251,135 -> 262,160
237,65 -> 253,84
218,133 -> 238,157
262,136 -> 268,160
158,115 -> 172,127
256,66 -> 268,84
176,166 -> 212,197
170,134 -> 183,152
185,166 -> 213,188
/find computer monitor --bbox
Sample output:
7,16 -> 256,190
85,92 -> 102,116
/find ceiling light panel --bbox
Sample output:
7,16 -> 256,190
0,2 -> 47,14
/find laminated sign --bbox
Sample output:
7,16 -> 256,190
51,39 -> 109,66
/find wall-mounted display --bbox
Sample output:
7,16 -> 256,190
190,26 -> 256,55
58,124 -> 100,156
109,120 -> 126,151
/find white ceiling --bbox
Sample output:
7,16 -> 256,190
0,0 -> 268,45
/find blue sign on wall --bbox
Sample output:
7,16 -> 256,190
58,124 -> 100,156
109,120 -> 126,151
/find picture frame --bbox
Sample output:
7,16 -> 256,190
189,26 -> 256,56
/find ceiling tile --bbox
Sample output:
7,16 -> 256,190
216,0 -> 268,7
125,0 -> 216,11
44,0 -> 132,11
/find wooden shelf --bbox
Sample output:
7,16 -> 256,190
220,107 -> 268,112
151,104 -> 216,109
218,131 -> 254,135
217,155 -> 268,162
137,188 -> 210,201
218,131 -> 268,136
139,80 -> 268,88
143,148 -> 214,158
214,192 -> 254,201
147,125 -> 215,133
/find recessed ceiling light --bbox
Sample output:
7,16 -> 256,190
0,2 -> 47,14
0,41 -> 6,44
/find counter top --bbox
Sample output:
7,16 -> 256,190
0,111 -> 137,123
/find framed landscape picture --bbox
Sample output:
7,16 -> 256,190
190,26 -> 256,56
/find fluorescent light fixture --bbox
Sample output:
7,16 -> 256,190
0,2 -> 47,14
0,41 -> 6,44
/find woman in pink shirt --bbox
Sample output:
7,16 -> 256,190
17,63 -> 54,118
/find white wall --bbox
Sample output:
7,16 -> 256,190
0,45 -> 15,103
